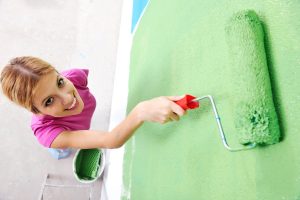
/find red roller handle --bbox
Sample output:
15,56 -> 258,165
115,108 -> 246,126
174,94 -> 200,111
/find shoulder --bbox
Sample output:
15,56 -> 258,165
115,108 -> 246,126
31,116 -> 68,148
61,68 -> 89,87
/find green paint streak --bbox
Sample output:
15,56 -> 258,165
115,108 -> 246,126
123,0 -> 300,199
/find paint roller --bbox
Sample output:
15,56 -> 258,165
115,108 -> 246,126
73,148 -> 105,183
174,10 -> 280,151
225,10 -> 280,146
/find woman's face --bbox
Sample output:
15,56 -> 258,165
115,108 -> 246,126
33,70 -> 84,117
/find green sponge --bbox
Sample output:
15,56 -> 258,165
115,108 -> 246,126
73,148 -> 105,183
225,10 -> 280,145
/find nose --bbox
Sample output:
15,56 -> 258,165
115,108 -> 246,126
59,92 -> 73,106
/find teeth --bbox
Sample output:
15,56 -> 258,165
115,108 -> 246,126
67,98 -> 77,110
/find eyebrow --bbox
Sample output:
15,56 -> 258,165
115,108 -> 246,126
41,75 -> 60,106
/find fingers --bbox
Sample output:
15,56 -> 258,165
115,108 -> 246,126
143,96 -> 187,124
161,112 -> 180,124
170,101 -> 185,117
161,104 -> 184,124
164,96 -> 186,123
169,112 -> 179,121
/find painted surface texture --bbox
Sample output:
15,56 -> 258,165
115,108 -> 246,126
123,0 -> 300,199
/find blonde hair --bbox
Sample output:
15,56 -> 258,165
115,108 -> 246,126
0,56 -> 56,113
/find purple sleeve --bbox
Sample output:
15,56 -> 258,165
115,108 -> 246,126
61,69 -> 89,87
33,125 -> 67,148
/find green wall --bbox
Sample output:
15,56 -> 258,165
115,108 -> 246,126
123,0 -> 300,199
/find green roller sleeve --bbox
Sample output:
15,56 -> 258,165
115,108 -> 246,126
225,10 -> 280,145
74,148 -> 103,182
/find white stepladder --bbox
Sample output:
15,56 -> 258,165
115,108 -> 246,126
38,173 -> 94,200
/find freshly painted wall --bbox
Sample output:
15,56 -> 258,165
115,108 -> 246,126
123,0 -> 300,199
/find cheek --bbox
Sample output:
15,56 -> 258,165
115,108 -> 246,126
40,103 -> 63,116
51,109 -> 61,116
52,103 -> 64,113
66,80 -> 75,90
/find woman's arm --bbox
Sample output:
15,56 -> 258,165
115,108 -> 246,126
50,96 -> 185,149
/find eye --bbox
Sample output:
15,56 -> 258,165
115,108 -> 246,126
58,77 -> 65,88
45,97 -> 54,107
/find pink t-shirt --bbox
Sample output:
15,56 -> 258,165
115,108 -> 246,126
31,69 -> 96,148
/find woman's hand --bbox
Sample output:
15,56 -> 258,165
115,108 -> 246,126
136,96 -> 186,124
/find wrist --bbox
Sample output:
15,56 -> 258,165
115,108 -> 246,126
133,102 -> 146,123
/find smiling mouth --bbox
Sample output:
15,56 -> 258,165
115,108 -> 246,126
66,97 -> 77,110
